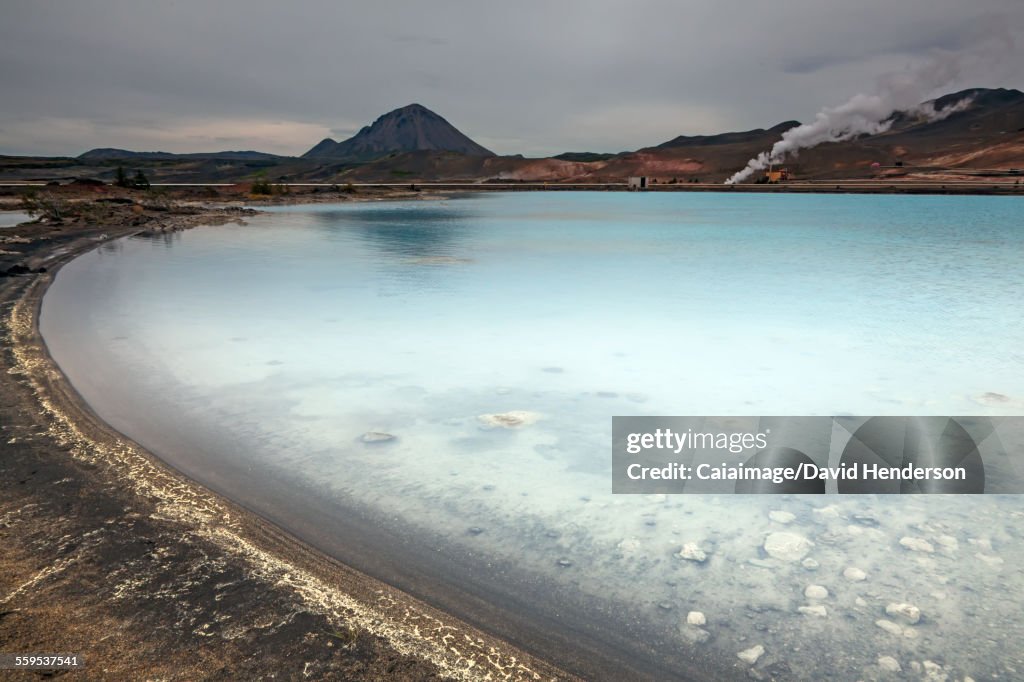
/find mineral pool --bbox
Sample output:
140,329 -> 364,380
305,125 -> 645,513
41,192 -> 1024,680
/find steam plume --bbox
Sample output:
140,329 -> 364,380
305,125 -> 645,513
724,36 -> 1014,184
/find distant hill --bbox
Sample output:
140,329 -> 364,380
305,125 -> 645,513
3,88 -> 1022,185
328,120 -> 807,183
329,89 -> 1024,183
771,87 -> 1024,179
930,87 -> 1024,117
653,120 -> 801,149
888,87 -> 1024,139
78,148 -> 284,161
553,152 -> 621,162
302,104 -> 494,161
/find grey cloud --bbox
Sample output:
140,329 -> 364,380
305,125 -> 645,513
780,23 -> 986,75
0,0 -> 1022,157
392,34 -> 448,46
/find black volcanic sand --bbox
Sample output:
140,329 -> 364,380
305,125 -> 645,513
0,204 -> 572,681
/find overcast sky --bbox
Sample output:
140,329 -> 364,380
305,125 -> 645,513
2,0 -> 1022,157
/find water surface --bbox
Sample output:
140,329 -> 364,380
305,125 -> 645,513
0,210 -> 31,227
41,193 -> 1024,680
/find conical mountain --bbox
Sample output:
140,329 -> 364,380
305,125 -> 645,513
303,104 -> 494,161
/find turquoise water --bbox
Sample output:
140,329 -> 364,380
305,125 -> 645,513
41,193 -> 1024,680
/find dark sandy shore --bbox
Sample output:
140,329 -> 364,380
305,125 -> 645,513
0,197 -> 573,681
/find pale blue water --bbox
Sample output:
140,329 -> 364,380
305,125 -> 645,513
41,193 -> 1024,680
0,210 -> 31,227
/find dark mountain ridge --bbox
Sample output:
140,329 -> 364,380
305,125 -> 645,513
78,148 -> 283,161
302,103 -> 494,161
652,120 -> 801,149
4,88 -> 1021,185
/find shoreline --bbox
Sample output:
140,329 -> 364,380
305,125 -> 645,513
0,200 -> 573,680
4,180 -> 1024,200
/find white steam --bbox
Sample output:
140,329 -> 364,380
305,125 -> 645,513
916,96 -> 975,123
724,36 -> 1015,184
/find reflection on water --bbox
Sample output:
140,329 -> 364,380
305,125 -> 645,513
41,193 -> 1024,680
131,230 -> 185,249
308,204 -> 473,259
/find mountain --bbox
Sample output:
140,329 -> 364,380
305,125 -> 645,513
5,88 -> 1022,185
930,87 -> 1024,118
553,152 -> 621,162
327,89 -> 1024,183
768,87 -> 1024,179
302,104 -> 494,161
302,138 -> 343,158
888,87 -> 1024,141
78,148 -> 284,161
653,120 -> 801,149
324,119 -> 806,183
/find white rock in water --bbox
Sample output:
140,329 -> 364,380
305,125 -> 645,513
878,655 -> 902,672
855,597 -> 867,608
922,660 -> 945,680
875,619 -> 903,636
813,505 -> 841,520
798,605 -> 827,617
936,535 -> 959,551
975,553 -> 1004,567
968,537 -> 993,551
801,558 -> 819,570
899,536 -> 935,553
804,585 -> 829,600
748,558 -> 776,569
763,532 -> 813,561
617,537 -> 641,555
678,542 -> 708,563
686,611 -> 706,626
886,603 -> 921,625
477,411 -> 540,428
360,431 -> 397,443
680,626 -> 710,644
768,510 -> 795,524
843,567 -> 867,582
737,644 -> 765,665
